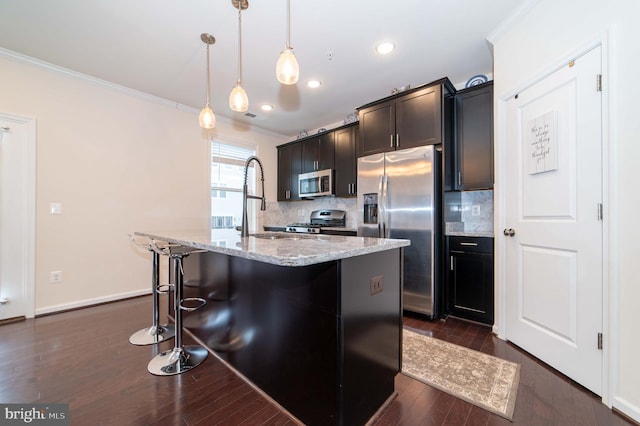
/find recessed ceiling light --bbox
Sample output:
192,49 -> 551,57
376,42 -> 395,55
260,104 -> 273,112
307,80 -> 322,89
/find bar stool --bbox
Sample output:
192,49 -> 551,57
128,236 -> 175,346
147,241 -> 209,376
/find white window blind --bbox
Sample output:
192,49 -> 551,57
211,141 -> 255,192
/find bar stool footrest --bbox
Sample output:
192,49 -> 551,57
156,284 -> 174,295
180,297 -> 207,312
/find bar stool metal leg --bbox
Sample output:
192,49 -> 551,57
129,249 -> 175,345
148,253 -> 208,375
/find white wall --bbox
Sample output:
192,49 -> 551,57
491,0 -> 640,421
0,53 -> 286,314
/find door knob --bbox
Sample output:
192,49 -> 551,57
503,228 -> 516,237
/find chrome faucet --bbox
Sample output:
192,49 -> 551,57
240,156 -> 266,237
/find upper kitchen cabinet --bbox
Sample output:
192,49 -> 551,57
334,123 -> 358,197
277,142 -> 302,201
356,78 -> 455,157
449,81 -> 494,190
301,132 -> 335,173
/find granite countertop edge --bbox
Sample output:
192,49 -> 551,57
135,231 -> 410,267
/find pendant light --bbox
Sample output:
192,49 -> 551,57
276,0 -> 299,85
229,0 -> 249,112
199,33 -> 216,129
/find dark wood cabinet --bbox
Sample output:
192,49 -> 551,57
357,101 -> 393,156
357,79 -> 454,157
278,124 -> 357,200
447,236 -> 494,325
449,81 -> 493,190
277,142 -> 302,201
301,132 -> 335,173
334,124 -> 358,197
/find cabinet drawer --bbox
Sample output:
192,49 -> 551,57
448,236 -> 493,253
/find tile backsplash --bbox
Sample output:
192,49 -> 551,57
262,198 -> 358,229
444,190 -> 493,234
262,191 -> 493,234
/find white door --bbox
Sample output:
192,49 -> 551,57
0,115 -> 36,320
504,46 -> 603,394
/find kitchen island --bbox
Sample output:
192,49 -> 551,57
135,230 -> 409,426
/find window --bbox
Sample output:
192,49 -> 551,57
211,141 -> 256,236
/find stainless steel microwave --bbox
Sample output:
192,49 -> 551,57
299,169 -> 333,197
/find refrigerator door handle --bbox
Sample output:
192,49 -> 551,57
382,175 -> 389,238
378,175 -> 385,238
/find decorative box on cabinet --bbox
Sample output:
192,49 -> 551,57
446,236 -> 494,325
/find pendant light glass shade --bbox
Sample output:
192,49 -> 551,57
199,105 -> 216,128
230,0 -> 249,112
276,0 -> 299,85
229,83 -> 249,112
199,33 -> 216,129
276,47 -> 299,85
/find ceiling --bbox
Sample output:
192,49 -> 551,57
0,0 -> 525,138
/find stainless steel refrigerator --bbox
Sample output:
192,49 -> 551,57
357,145 -> 442,318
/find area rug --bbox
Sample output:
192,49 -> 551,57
402,328 -> 520,420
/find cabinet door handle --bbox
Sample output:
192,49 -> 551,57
390,134 -> 394,148
396,133 -> 400,148
458,172 -> 461,187
450,255 -> 454,271
286,190 -> 290,199
460,242 -> 478,246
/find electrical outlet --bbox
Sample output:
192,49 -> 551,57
50,271 -> 62,283
370,274 -> 383,296
472,205 -> 481,216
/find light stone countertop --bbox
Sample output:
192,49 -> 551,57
135,230 -> 410,267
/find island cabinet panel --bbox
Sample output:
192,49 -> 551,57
340,249 -> 402,426
180,248 -> 402,426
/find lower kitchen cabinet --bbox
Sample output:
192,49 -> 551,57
446,236 -> 494,325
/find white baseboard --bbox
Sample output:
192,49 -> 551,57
613,396 -> 640,424
35,288 -> 151,316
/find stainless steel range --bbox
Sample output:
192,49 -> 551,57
286,209 -> 346,234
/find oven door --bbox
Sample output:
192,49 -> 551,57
298,169 -> 333,197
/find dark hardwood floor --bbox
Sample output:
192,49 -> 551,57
0,296 -> 633,425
